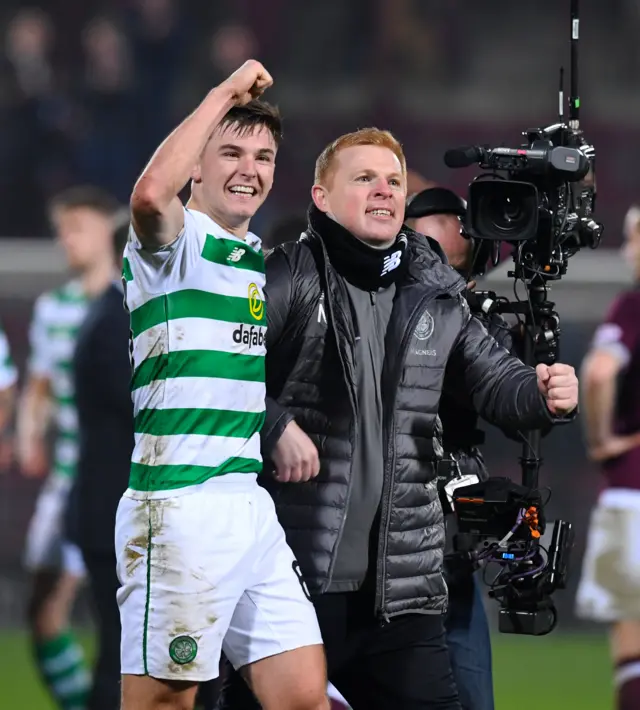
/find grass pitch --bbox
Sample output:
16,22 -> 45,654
0,630 -> 612,709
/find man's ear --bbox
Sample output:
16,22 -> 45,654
191,163 -> 202,184
311,184 -> 329,213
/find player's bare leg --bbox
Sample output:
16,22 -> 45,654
28,569 -> 90,708
612,621 -> 640,710
121,675 -> 199,710
242,645 -> 330,710
29,570 -> 80,638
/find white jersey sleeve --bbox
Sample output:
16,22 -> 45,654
0,322 -> 17,389
125,208 -> 205,295
27,295 -> 53,379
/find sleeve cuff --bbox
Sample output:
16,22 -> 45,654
540,391 -> 578,425
261,397 -> 295,460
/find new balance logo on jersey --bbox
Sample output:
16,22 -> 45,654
233,324 -> 265,347
381,250 -> 402,276
227,247 -> 246,262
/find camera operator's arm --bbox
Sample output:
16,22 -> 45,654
261,245 -> 320,483
581,293 -> 640,461
486,314 -> 554,441
445,313 -> 578,430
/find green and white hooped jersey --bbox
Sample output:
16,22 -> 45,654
122,208 -> 266,494
0,321 -> 17,390
28,280 -> 89,479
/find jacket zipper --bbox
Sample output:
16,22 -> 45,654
375,291 -> 442,621
319,257 -> 359,589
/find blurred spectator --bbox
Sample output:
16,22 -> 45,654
129,0 -> 187,162
378,0 -> 439,82
377,0 -> 467,87
175,20 -> 259,153
0,8 -> 75,235
75,16 -> 140,203
179,22 -> 258,110
210,23 -> 258,78
0,0 -> 631,240
5,8 -> 55,98
232,0 -> 288,68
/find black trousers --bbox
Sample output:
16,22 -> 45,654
81,549 -> 122,710
217,589 -> 461,710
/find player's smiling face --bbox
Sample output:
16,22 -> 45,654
194,123 -> 277,231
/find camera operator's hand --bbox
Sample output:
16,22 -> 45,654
589,433 -> 640,462
220,59 -> 273,106
536,363 -> 578,416
272,420 -> 320,483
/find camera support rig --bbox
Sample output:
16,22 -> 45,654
442,0 -> 595,634
451,276 -> 574,635
475,275 -> 561,492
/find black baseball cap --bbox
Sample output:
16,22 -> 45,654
405,187 -> 466,220
404,185 -> 496,276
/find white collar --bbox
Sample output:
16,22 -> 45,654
188,209 -> 262,252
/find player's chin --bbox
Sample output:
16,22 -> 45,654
226,195 -> 265,222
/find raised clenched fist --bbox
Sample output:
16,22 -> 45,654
222,59 -> 273,106
536,362 -> 578,416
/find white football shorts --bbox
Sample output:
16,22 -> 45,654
576,488 -> 640,622
23,474 -> 86,576
115,473 -> 323,681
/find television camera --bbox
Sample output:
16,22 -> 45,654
441,0 -> 603,635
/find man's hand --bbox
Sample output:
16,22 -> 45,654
536,363 -> 578,416
221,60 -> 273,106
589,433 -> 640,462
272,420 -> 320,483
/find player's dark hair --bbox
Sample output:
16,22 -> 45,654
48,185 -> 120,219
219,100 -> 283,146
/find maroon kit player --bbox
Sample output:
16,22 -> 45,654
577,205 -> 640,710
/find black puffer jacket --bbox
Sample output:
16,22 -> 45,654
438,309 -> 515,487
438,304 -> 555,488
260,225 -> 557,618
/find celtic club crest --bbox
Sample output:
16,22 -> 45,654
169,635 -> 198,665
414,310 -> 434,341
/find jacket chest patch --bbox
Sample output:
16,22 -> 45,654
409,307 -> 437,358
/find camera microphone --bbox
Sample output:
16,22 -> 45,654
444,146 -> 486,168
445,143 -> 589,178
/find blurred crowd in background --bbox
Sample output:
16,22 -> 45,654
1,0 -> 640,240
